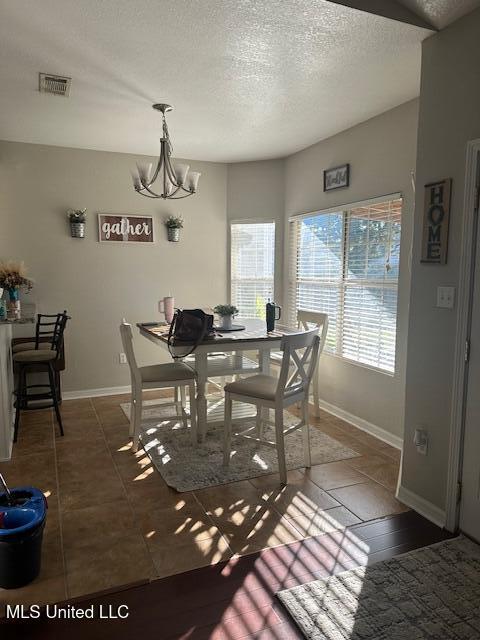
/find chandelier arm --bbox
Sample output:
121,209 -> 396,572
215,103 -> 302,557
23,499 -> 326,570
161,143 -> 181,195
148,141 -> 179,190
135,184 -> 194,200
164,152 -> 178,186
141,183 -> 166,198
136,190 -> 164,199
167,184 -> 183,198
147,141 -> 166,187
166,190 -> 195,200
163,153 -> 167,198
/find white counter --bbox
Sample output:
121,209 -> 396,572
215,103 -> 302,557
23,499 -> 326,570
0,323 -> 14,460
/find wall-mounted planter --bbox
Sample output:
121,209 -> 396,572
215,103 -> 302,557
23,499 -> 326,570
164,216 -> 184,242
67,208 -> 87,239
167,227 -> 180,242
70,222 -> 85,238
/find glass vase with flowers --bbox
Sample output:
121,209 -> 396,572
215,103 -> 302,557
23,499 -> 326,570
0,261 -> 33,320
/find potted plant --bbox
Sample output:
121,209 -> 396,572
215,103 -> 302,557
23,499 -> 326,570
164,215 -> 184,242
214,304 -> 239,330
0,260 -> 33,320
67,208 -> 87,238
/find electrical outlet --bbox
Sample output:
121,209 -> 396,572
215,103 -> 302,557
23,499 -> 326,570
414,428 -> 428,455
437,286 -> 455,309
119,353 -> 127,364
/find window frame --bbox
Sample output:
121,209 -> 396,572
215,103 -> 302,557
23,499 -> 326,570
287,193 -> 402,376
229,218 -> 276,320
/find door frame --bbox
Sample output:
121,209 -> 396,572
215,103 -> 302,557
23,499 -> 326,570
445,138 -> 480,532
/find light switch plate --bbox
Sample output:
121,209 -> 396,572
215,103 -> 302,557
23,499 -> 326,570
437,286 -> 455,309
414,428 -> 428,455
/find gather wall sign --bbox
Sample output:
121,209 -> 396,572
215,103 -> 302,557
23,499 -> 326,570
98,214 -> 154,244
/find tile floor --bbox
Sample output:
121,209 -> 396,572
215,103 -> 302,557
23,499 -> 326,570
0,391 -> 406,612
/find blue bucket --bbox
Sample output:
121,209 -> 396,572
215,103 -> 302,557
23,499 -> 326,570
0,487 -> 47,588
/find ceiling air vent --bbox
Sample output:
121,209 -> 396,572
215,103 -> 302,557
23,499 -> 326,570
38,73 -> 72,97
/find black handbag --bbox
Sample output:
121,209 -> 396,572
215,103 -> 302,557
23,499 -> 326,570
167,309 -> 214,359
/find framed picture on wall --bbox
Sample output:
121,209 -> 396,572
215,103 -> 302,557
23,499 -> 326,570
98,214 -> 155,243
323,164 -> 350,191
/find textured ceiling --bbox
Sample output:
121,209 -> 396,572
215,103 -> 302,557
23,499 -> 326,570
398,0 -> 480,29
0,0 -> 463,162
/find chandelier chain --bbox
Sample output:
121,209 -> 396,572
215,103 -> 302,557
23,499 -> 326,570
162,114 -> 173,154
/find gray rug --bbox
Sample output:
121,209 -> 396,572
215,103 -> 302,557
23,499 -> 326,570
277,536 -> 480,640
121,400 -> 359,492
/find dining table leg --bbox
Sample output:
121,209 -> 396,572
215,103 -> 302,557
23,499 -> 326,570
259,347 -> 271,376
195,351 -> 208,441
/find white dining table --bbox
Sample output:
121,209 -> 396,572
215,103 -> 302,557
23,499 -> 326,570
137,319 -> 297,439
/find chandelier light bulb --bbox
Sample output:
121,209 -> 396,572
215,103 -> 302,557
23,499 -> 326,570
136,162 -> 152,185
130,169 -> 142,191
187,171 -> 201,192
174,163 -> 190,186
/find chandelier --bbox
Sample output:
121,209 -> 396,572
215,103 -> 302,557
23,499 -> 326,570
131,104 -> 201,199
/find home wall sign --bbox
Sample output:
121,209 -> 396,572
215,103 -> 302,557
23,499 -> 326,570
98,214 -> 154,243
323,164 -> 350,192
421,178 -> 452,264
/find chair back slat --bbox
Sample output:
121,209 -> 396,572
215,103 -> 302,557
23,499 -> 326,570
297,310 -> 329,354
119,320 -> 142,389
277,327 -> 320,400
35,310 -> 69,354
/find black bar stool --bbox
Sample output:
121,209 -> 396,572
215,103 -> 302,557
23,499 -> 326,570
13,312 -> 70,442
12,310 -> 67,403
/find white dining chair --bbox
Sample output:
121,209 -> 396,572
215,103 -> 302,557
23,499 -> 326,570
120,320 -> 197,451
222,327 -> 320,485
270,310 -> 328,416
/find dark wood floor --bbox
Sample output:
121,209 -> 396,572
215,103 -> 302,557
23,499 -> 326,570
0,511 -> 450,640
1,510 -> 453,639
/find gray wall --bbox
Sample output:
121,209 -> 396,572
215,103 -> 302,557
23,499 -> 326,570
0,141 -> 227,393
284,100 -> 419,439
226,160 -> 285,304
401,8 -> 480,509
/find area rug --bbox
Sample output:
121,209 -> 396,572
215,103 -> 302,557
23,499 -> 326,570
277,536 -> 480,640
121,400 -> 360,492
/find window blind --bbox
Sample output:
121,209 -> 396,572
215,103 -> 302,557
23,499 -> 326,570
287,197 -> 402,373
231,221 -> 275,320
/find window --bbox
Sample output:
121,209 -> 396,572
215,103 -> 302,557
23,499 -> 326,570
287,196 -> 402,373
231,221 -> 275,320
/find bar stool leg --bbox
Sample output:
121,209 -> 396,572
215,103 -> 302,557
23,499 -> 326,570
13,364 -> 27,443
55,369 -> 62,404
48,363 -> 64,437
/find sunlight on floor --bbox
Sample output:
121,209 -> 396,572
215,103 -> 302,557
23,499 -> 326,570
211,526 -> 371,639
133,467 -> 155,482
173,499 -> 189,512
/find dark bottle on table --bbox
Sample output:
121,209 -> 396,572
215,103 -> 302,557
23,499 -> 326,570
266,301 -> 281,332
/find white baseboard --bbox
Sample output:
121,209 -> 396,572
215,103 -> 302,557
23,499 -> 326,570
396,485 -> 446,528
0,440 -> 12,462
63,385 -> 130,400
316,397 -> 403,450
